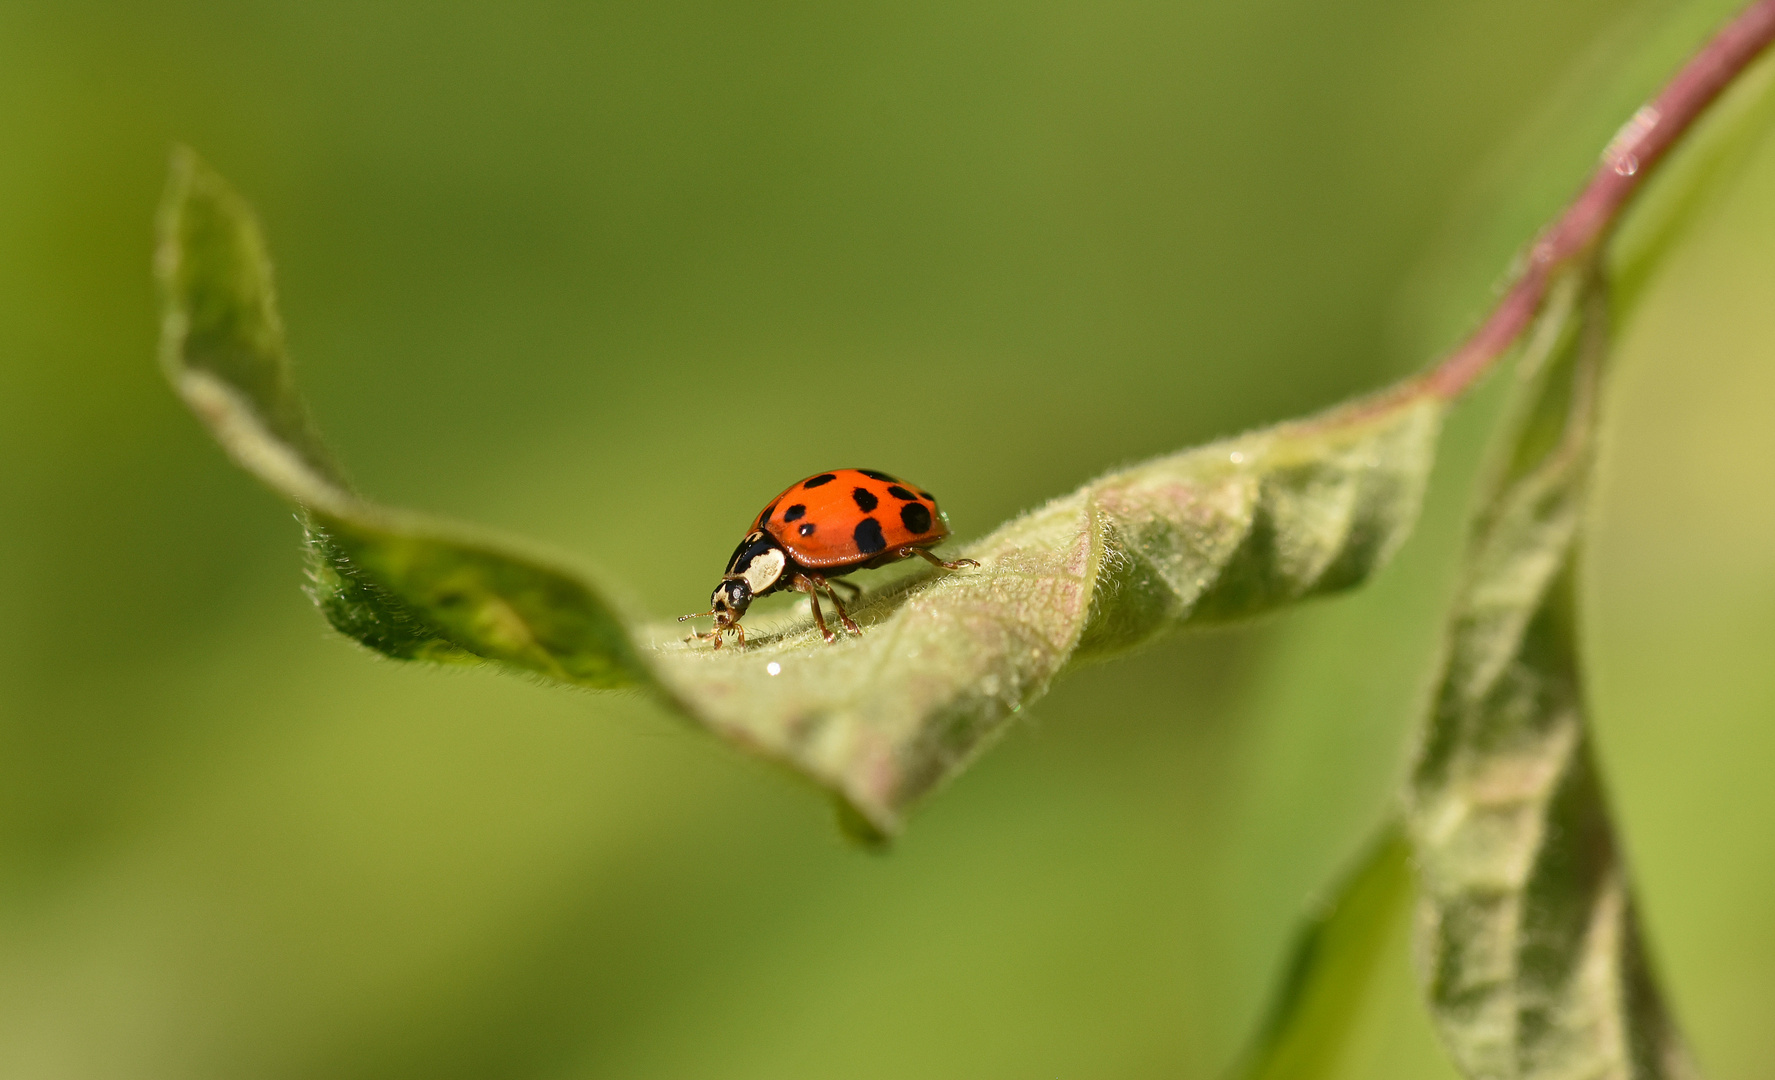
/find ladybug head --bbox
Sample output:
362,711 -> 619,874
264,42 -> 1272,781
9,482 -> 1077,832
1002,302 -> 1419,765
680,532 -> 789,645
710,577 -> 753,627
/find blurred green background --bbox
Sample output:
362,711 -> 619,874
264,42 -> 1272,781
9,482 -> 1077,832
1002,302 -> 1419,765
2,0 -> 1773,1076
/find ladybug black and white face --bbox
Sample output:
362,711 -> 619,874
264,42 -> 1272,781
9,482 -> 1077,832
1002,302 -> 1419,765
723,531 -> 788,595
710,578 -> 751,623
711,532 -> 789,624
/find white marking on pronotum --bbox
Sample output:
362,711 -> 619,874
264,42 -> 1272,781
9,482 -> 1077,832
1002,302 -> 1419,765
742,546 -> 787,595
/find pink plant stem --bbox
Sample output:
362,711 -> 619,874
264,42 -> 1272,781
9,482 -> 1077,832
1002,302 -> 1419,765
1421,0 -> 1775,401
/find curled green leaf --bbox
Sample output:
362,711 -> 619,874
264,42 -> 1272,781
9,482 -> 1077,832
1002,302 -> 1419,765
158,151 -> 1444,834
649,393 -> 1442,833
1405,277 -> 1695,1079
156,149 -> 651,691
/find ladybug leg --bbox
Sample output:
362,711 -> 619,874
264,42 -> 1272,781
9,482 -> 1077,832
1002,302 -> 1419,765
686,627 -> 726,649
815,578 -> 863,637
682,621 -> 744,650
906,546 -> 980,571
793,575 -> 838,643
828,578 -> 862,600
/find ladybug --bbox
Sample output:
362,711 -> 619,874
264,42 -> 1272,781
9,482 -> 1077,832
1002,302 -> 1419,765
680,468 -> 977,648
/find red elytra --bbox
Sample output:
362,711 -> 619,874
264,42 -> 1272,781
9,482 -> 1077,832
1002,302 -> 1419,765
680,468 -> 977,648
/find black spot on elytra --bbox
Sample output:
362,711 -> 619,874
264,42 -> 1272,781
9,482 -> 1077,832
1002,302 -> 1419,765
851,487 -> 879,512
803,473 -> 837,488
857,469 -> 896,481
886,485 -> 918,501
799,523 -> 816,536
919,491 -> 936,501
853,517 -> 886,554
782,504 -> 806,522
900,502 -> 933,534
760,501 -> 778,525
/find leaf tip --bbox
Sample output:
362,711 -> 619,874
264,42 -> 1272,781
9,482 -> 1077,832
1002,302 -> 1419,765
832,796 -> 895,850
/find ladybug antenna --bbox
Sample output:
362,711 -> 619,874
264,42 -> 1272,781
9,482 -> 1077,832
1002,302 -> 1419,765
678,609 -> 716,623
